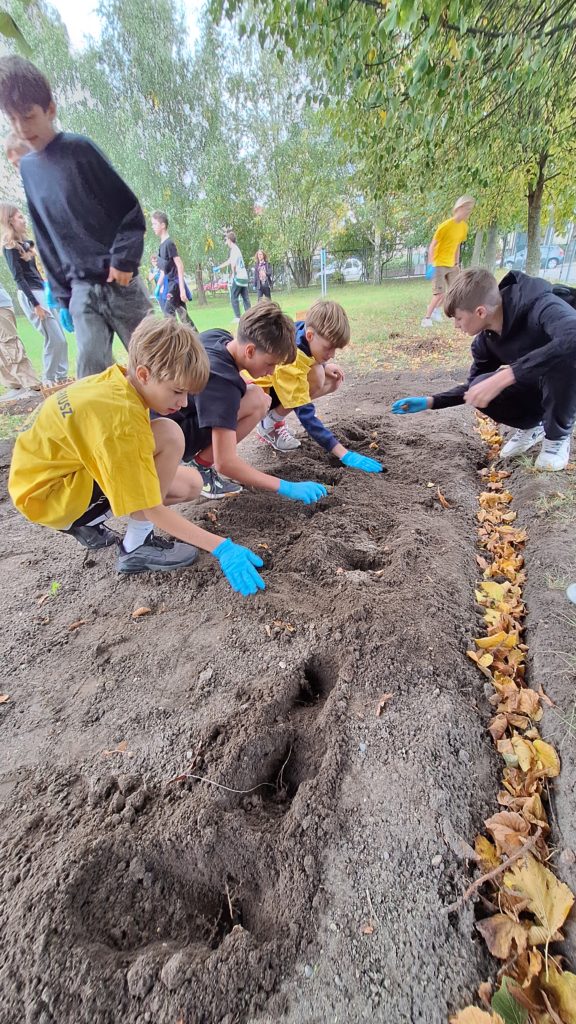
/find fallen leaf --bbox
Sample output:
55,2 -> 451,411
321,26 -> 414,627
376,693 -> 394,716
491,976 -> 528,1024
532,739 -> 560,778
450,1009 -> 504,1024
478,982 -> 493,1008
476,914 -> 527,959
0,694 -> 10,704
467,649 -> 494,677
132,606 -> 151,619
101,739 -> 133,757
475,834 -> 501,871
485,811 -> 530,855
437,486 -> 451,509
360,922 -> 375,934
541,964 -> 576,1024
68,619 -> 87,631
503,854 -> 575,947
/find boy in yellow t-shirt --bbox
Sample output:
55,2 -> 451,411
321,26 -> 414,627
252,299 -> 384,474
421,194 -> 475,327
8,317 -> 267,596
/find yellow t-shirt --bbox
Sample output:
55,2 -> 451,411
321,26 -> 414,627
252,347 -> 316,409
9,365 -> 162,529
432,218 -> 468,267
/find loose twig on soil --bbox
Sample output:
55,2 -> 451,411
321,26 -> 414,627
169,772 -> 276,795
444,827 -> 542,915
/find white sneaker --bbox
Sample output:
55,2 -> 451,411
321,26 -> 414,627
421,317 -> 433,327
257,419 -> 301,452
500,424 -> 545,458
534,436 -> 571,471
431,309 -> 443,322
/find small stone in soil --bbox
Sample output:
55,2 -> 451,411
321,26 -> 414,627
358,742 -> 367,754
431,854 -> 443,867
304,964 -> 314,979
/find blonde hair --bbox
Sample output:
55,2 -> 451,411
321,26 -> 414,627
444,269 -> 501,317
453,194 -> 475,213
0,201 -> 32,258
305,299 -> 350,349
4,131 -> 30,163
128,315 -> 210,392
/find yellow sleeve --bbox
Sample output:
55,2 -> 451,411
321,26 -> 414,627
92,430 -> 162,517
267,349 -> 315,408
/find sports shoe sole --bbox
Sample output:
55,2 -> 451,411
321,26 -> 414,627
117,553 -> 199,574
200,486 -> 242,500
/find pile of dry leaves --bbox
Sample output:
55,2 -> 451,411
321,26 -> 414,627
451,416 -> 575,1024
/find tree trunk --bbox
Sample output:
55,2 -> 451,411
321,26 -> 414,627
373,226 -> 382,285
484,223 -> 499,272
500,232 -> 508,268
195,262 -> 207,306
471,230 -> 484,267
526,151 -> 548,276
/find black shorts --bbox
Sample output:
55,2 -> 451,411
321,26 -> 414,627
163,399 -> 212,462
68,481 -> 111,528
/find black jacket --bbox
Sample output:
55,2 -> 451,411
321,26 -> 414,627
432,272 -> 576,408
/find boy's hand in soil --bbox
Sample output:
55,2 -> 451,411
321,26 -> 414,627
212,538 -> 265,596
278,480 -> 328,504
340,451 -> 384,474
391,396 -> 431,414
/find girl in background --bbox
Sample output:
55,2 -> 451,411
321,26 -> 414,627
0,202 -> 69,385
253,249 -> 273,301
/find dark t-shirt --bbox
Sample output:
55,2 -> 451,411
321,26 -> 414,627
168,330 -> 246,457
157,237 -> 179,288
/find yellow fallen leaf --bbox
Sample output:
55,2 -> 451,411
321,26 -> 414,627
467,650 -> 494,677
485,810 -> 530,854
503,854 -> 575,946
532,739 -> 560,778
479,581 -> 510,602
449,1009 -> 504,1024
511,734 -> 536,772
475,631 -> 508,649
476,913 -> 527,958
475,834 -> 501,871
541,964 -> 576,1024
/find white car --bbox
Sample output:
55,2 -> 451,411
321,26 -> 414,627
341,257 -> 363,282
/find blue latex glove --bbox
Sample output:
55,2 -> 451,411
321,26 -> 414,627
341,450 -> 384,474
43,281 -> 58,309
425,264 -> 435,279
212,265 -> 221,273
391,396 -> 429,415
278,479 -> 328,505
59,308 -> 74,333
212,538 -> 265,596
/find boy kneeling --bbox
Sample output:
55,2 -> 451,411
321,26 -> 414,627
254,299 -> 383,474
9,317 -> 266,595
392,269 -> 576,472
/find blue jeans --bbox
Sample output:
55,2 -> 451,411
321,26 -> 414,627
230,281 -> 251,318
18,288 -> 68,382
69,276 -> 151,378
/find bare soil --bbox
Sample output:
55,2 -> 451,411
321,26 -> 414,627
0,369 -> 574,1024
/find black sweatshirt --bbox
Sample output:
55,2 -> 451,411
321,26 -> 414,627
19,132 -> 145,308
432,271 -> 576,408
3,241 -> 44,307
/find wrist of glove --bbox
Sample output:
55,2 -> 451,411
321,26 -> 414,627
59,308 -> 74,333
212,537 -> 265,596
43,281 -> 59,309
278,479 -> 328,505
391,396 -> 429,415
340,450 -> 384,474
212,265 -> 221,273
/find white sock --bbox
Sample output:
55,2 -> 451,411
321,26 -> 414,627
262,409 -> 285,430
123,519 -> 153,552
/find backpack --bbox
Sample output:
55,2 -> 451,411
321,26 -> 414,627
552,284 -> 576,309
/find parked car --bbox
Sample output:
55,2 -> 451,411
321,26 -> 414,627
314,260 -> 337,280
340,257 -> 364,282
504,244 -> 564,270
203,278 -> 229,292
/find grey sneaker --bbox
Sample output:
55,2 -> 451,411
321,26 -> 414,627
192,461 -> 243,499
117,531 -> 198,574
500,423 -> 545,458
257,419 -> 301,451
62,523 -> 120,549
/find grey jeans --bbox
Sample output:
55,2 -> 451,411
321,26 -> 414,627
17,288 -> 69,382
69,276 -> 151,378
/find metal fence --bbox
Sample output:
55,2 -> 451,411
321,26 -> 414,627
268,246 -> 428,292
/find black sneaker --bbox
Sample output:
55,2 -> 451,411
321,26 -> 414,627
192,461 -> 243,499
63,523 -> 120,549
117,531 -> 198,574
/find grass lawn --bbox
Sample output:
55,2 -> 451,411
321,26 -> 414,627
8,278 -> 471,382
